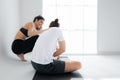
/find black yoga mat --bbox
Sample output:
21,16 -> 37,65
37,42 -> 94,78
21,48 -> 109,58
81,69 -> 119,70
32,71 -> 83,80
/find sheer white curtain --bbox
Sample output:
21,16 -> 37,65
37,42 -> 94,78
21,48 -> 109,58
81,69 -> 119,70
43,0 -> 97,54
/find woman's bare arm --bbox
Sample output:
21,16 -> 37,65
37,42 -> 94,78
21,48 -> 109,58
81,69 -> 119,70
26,22 -> 47,36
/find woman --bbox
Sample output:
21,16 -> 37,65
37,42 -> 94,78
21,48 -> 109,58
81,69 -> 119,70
12,15 -> 45,61
31,19 -> 81,74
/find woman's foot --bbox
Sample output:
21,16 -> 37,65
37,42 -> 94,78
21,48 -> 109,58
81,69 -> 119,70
17,54 -> 27,62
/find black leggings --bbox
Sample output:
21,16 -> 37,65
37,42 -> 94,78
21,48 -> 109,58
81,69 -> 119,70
11,35 -> 39,54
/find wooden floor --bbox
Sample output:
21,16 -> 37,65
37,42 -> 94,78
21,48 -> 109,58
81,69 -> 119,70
0,53 -> 120,80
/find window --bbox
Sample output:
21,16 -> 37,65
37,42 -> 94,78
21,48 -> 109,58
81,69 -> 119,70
43,0 -> 97,54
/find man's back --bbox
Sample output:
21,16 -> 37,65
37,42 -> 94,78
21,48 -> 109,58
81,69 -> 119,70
32,27 -> 64,64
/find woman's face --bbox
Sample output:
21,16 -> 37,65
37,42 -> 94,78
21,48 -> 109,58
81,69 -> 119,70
35,19 -> 44,29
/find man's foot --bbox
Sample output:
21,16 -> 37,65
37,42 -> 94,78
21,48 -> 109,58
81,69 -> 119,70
17,54 -> 27,62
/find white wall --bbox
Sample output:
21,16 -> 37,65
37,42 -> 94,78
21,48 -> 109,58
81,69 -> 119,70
19,0 -> 42,27
98,0 -> 120,53
0,0 -> 19,57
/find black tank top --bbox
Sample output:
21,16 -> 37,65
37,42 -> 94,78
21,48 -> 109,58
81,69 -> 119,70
20,28 -> 29,37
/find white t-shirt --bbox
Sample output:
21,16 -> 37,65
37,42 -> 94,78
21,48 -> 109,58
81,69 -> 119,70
31,27 -> 64,64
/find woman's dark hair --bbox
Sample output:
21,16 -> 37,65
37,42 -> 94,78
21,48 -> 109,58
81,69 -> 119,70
49,19 -> 59,27
33,15 -> 45,22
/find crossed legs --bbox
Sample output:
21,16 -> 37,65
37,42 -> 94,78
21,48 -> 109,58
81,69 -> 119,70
65,61 -> 81,72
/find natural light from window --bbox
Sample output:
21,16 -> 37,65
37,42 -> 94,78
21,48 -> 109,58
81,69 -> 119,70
43,0 -> 97,54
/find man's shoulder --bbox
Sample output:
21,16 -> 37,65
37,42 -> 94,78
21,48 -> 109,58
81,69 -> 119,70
50,27 -> 61,31
47,27 -> 62,35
